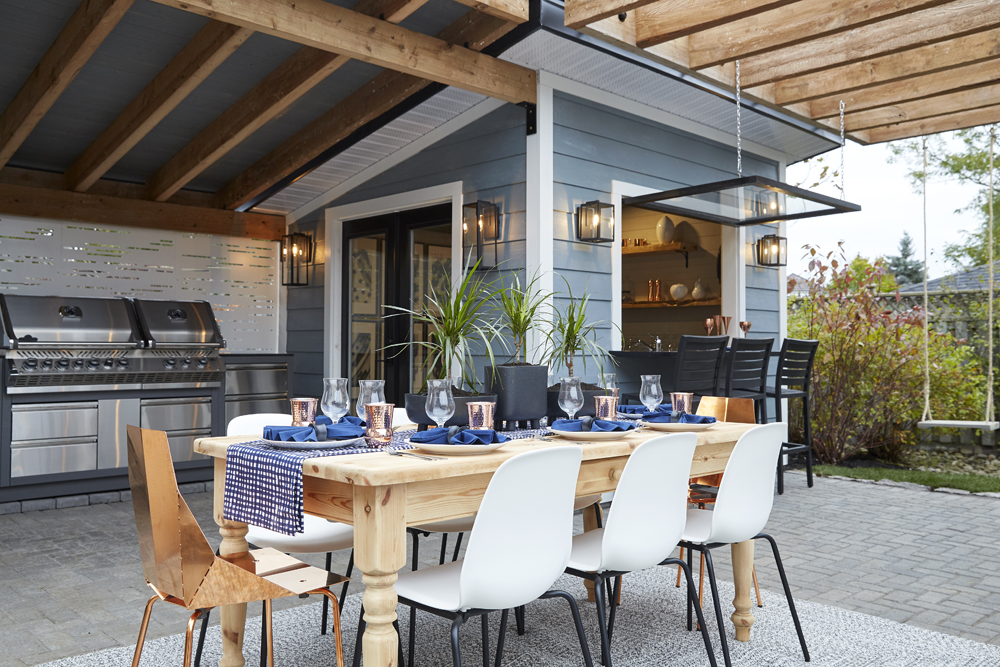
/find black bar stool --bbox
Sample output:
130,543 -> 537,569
719,337 -> 774,423
674,335 -> 729,404
765,339 -> 820,494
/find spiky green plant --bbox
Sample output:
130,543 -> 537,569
541,277 -> 613,378
495,271 -> 552,363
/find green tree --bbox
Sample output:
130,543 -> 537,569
886,231 -> 924,286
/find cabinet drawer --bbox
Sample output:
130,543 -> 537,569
11,438 -> 97,477
12,403 -> 98,442
140,398 -> 212,432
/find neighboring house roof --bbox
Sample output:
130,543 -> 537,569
899,261 -> 1000,293
787,273 -> 810,295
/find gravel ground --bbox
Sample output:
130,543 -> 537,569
907,449 -> 1000,476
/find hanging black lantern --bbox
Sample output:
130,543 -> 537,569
576,200 -> 615,243
756,233 -> 787,267
462,200 -> 500,270
280,232 -> 313,286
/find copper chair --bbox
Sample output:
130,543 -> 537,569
126,425 -> 347,667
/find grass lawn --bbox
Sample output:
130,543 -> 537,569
814,465 -> 1000,494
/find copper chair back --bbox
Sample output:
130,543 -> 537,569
695,396 -> 756,424
127,425 -> 215,607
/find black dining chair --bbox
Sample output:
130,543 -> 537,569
673,335 -> 729,404
720,337 -> 774,424
765,338 -> 820,494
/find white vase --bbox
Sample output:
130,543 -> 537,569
669,283 -> 688,300
691,279 -> 706,300
655,216 -> 675,244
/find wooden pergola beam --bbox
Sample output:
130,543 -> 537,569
564,0 -> 662,31
146,0 -> 429,203
739,0 -> 1000,87
0,0 -> 134,170
844,82 -> 1000,131
868,104 -> 1000,142
0,183 -> 284,240
148,0 -> 536,104
810,58 -> 1000,119
685,0 -> 952,70
218,12 -> 514,211
775,27 -> 1000,105
65,21 -> 251,193
452,0 -> 528,23
635,0 -> 798,48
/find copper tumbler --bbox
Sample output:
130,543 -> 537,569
670,392 -> 694,415
290,397 -> 318,427
365,402 -> 395,444
594,395 -> 619,420
467,402 -> 496,430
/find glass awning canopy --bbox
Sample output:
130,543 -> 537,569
622,175 -> 861,227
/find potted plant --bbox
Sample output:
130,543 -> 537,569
541,278 -> 615,421
486,272 -> 552,428
385,258 -> 503,429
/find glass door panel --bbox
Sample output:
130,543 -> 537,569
409,224 -> 452,393
347,234 -> 385,406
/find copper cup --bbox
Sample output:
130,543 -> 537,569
467,402 -> 496,430
594,395 -> 619,420
290,397 -> 318,427
670,392 -> 694,415
364,402 -> 394,443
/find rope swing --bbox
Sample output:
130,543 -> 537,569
918,126 -> 1000,431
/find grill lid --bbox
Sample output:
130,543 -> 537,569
133,299 -> 225,349
0,295 -> 141,349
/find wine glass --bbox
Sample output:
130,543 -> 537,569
720,316 -> 732,336
425,379 -> 456,429
739,321 -> 752,336
639,375 -> 663,413
321,378 -> 350,422
558,377 -> 584,420
356,379 -> 385,419
703,318 -> 714,335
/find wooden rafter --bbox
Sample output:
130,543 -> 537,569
635,0 -> 798,48
218,12 -> 514,211
146,0 -> 430,203
868,104 -> 1000,143
0,183 -> 284,239
451,0 -> 528,24
844,83 -> 1000,132
684,0 -> 952,70
565,0 -> 661,31
65,21 -> 252,193
148,0 -> 535,104
0,0 -> 134,170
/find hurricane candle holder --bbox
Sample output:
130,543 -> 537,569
594,395 -> 619,420
365,402 -> 394,443
467,402 -> 496,430
290,397 -> 318,426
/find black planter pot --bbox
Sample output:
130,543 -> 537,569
486,364 -> 548,429
547,388 -> 605,422
405,393 -> 498,431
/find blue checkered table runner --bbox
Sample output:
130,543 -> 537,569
223,427 -> 550,536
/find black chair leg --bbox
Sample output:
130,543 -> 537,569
194,608 -> 210,667
408,604 -> 417,667
686,542 -> 694,631
450,616 -> 464,667
514,605 -> 525,636
439,534 -> 450,565
352,605 -> 366,667
322,551 -> 333,635
593,502 -> 603,529
341,549 -> 354,613
699,548 -> 733,667
607,576 -> 622,643
540,590 -> 595,667
495,609 -> 509,667
481,614 -> 490,667
756,533 -> 810,662
453,532 -> 464,562
661,558 -> 718,667
394,618 -> 404,667
260,601 -> 268,667
804,398 -> 814,488
776,449 -> 785,495
592,574 -> 612,667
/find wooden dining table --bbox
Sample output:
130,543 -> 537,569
195,421 -> 759,667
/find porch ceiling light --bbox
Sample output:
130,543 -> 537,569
756,233 -> 787,267
576,200 -> 615,243
280,232 -> 313,286
462,200 -> 500,270
621,175 -> 860,228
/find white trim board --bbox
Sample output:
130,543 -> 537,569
290,98 -> 505,224
525,82 -> 554,363
538,71 -> 793,166
323,182 -> 464,379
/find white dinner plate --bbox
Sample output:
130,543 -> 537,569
550,428 -> 637,441
258,436 -> 368,450
615,412 -> 643,420
406,440 -> 508,456
640,421 -> 715,432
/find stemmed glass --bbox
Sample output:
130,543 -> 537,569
356,379 -> 386,419
321,378 -> 350,422
558,377 -> 585,420
739,321 -> 752,336
639,375 -> 663,413
601,373 -> 618,394
425,379 -> 456,429
703,318 -> 714,335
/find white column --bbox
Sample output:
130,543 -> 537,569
778,162 -> 788,345
525,81 -> 554,363
721,226 -> 747,331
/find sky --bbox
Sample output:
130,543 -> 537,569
784,138 -> 984,282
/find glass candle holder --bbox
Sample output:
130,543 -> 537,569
467,402 -> 496,430
594,395 -> 619,420
364,402 -> 394,444
290,397 -> 318,426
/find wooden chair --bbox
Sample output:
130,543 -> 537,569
676,397 -> 763,611
126,425 -> 348,667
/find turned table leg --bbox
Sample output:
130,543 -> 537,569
214,459 -> 250,667
354,484 -> 406,667
731,540 -> 756,642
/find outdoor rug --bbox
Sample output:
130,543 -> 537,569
38,566 -> 1000,667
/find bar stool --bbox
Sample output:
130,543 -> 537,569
719,337 -> 774,424
765,339 -> 820,494
673,335 -> 729,405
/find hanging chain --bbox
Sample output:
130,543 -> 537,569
736,60 -> 742,177
921,137 -> 933,423
839,100 -> 846,198
987,127 -> 996,422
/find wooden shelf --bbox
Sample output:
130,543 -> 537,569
623,298 -> 721,309
622,241 -> 698,256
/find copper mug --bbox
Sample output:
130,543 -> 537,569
290,397 -> 318,426
670,392 -> 694,415
467,402 -> 496,430
594,395 -> 619,420
365,402 -> 395,443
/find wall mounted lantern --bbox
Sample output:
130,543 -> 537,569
576,200 -> 615,243
756,233 -> 787,267
462,200 -> 500,270
280,232 -> 313,286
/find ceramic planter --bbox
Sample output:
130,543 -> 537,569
405,393 -> 498,431
485,364 -> 548,428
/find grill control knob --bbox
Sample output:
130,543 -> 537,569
87,359 -> 101,368
41,359 -> 53,368
103,359 -> 115,368
163,358 -> 177,368
57,359 -> 70,369
117,358 -> 129,368
181,358 -> 191,368
73,359 -> 85,368
196,358 -> 209,368
23,359 -> 38,370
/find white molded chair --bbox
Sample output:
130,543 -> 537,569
679,422 -> 809,667
564,434 -> 717,667
355,446 -> 594,667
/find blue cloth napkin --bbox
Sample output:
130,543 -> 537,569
619,404 -> 670,415
321,423 -> 366,440
679,414 -> 716,424
338,415 -> 366,427
641,410 -> 674,423
552,419 -> 637,432
315,415 -> 333,425
450,429 -> 510,445
409,427 -> 451,444
263,425 -> 317,442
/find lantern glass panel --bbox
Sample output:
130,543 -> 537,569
461,201 -> 499,270
577,200 -> 614,243
756,234 -> 787,267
